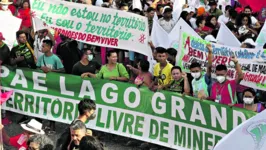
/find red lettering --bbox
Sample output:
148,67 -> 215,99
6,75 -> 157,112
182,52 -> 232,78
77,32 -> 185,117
113,39 -> 118,46
106,38 -> 111,45
221,56 -> 228,65
187,47 -> 203,59
96,36 -> 100,42
244,73 -> 265,83
184,36 -> 190,49
188,47 -> 194,56
92,35 -> 96,42
86,34 -> 91,42
78,33 -> 82,40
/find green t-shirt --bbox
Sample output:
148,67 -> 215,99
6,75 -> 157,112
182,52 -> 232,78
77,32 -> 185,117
37,54 -> 64,70
96,63 -> 129,79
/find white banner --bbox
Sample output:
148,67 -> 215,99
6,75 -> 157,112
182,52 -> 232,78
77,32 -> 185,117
0,12 -> 22,50
214,110 -> 266,150
30,0 -> 152,58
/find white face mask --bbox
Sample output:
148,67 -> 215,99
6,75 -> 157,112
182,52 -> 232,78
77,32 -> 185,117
216,76 -> 226,83
87,54 -> 93,61
191,72 -> 201,79
243,97 -> 254,104
1,5 -> 8,11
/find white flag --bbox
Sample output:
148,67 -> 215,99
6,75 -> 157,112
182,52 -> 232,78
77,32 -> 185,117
0,12 -> 22,49
151,18 -> 201,48
32,17 -> 49,32
214,109 -> 266,150
256,21 -> 266,48
132,0 -> 142,11
151,17 -> 170,48
217,22 -> 241,47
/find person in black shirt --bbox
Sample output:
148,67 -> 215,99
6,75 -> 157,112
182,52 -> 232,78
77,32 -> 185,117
68,120 -> 86,150
10,30 -> 36,69
0,32 -> 10,65
56,36 -> 82,74
72,49 -> 101,76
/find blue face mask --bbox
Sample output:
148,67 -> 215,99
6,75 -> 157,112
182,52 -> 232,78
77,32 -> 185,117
87,54 -> 93,61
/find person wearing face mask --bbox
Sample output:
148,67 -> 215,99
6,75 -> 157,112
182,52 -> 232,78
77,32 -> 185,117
0,0 -> 13,16
57,99 -> 96,150
209,53 -> 244,105
229,88 -> 265,113
72,49 -> 101,76
189,44 -> 212,99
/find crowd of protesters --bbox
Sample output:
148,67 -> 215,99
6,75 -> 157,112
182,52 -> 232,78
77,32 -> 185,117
0,0 -> 266,149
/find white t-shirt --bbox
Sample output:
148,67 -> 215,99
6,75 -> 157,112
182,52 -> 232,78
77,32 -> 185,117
218,15 -> 229,24
159,18 -> 175,33
251,16 -> 258,26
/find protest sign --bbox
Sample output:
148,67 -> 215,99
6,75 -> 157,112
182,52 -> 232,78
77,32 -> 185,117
0,66 -> 256,150
0,13 -> 22,49
217,22 -> 241,47
29,0 -> 151,57
177,32 -> 266,91
214,110 -> 266,150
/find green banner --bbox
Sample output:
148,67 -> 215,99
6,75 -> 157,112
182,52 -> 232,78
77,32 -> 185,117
0,66 -> 256,150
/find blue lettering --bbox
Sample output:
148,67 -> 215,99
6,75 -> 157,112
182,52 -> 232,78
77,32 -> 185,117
235,49 -> 255,59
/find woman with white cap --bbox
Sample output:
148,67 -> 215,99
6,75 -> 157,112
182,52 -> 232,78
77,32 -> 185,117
1,119 -> 45,150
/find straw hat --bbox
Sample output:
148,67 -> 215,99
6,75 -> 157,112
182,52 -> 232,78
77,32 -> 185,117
0,0 -> 12,5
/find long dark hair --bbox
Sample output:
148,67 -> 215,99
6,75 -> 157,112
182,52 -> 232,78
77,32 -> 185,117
180,11 -> 192,27
206,15 -> 217,29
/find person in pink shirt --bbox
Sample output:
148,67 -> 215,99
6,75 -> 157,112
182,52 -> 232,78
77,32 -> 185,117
208,55 -> 244,105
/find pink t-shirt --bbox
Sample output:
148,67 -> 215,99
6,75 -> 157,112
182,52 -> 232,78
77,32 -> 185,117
211,80 -> 237,105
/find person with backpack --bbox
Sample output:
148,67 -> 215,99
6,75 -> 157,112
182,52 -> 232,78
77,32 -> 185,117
84,50 -> 129,82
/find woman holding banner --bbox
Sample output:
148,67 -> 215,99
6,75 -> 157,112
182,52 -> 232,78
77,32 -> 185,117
85,50 -> 129,82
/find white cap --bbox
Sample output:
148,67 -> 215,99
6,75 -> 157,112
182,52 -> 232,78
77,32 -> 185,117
243,38 -> 256,47
162,6 -> 172,14
205,35 -> 217,43
183,7 -> 195,13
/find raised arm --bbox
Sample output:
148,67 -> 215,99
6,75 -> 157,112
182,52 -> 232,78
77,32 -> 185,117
206,44 -> 213,77
182,73 -> 191,95
231,56 -> 243,83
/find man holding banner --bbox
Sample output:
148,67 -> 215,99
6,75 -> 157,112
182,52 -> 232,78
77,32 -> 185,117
208,48 -> 244,105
